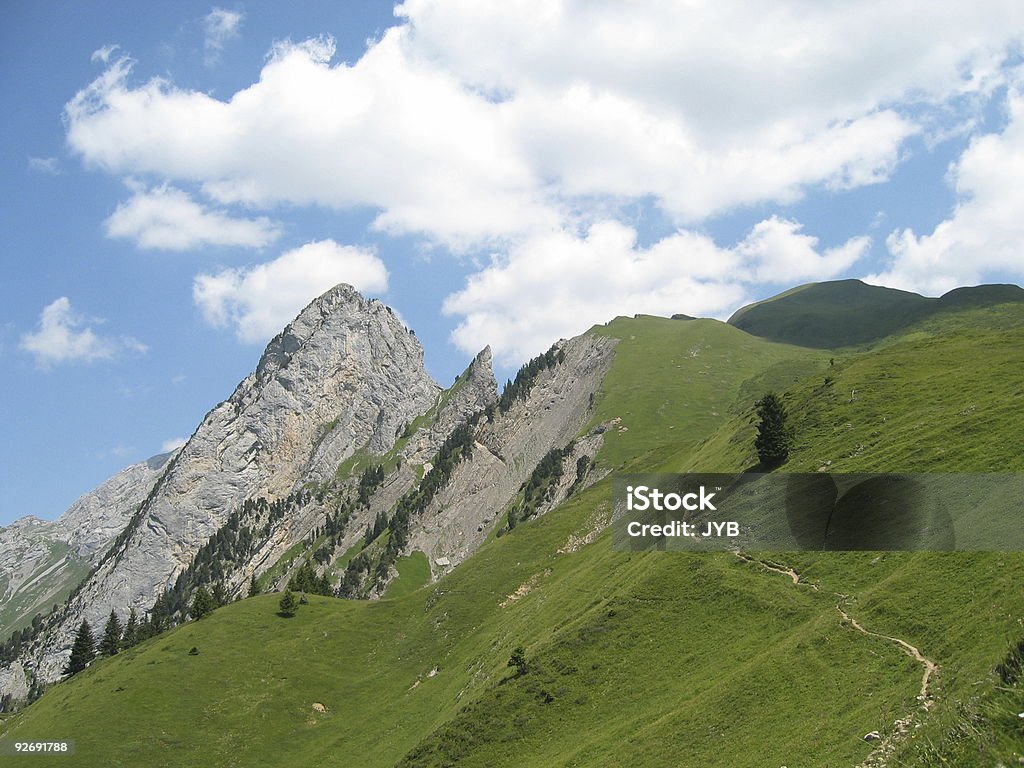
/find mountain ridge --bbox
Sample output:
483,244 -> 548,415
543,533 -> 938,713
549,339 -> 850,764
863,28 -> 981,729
0,450 -> 176,639
2,283 -> 447,693
3,284 -> 1021,766
2,278 -> 1022,763
727,278 -> 1024,348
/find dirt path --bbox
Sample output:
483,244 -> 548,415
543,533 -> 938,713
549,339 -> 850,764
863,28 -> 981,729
835,605 -> 937,706
732,551 -> 816,589
732,551 -> 939,767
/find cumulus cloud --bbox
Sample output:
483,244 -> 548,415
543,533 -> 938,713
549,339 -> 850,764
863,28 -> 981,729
740,217 -> 870,284
105,184 -> 280,250
60,1 -> 1024,348
20,298 -> 147,368
193,239 -> 389,342
869,86 -> 1024,294
204,8 -> 243,64
444,218 -> 868,363
161,437 -> 187,453
64,2 -> 1023,248
65,38 -> 550,248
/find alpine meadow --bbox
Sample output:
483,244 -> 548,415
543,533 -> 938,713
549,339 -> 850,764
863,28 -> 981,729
4,3 -> 1024,767
1,280 -> 1022,767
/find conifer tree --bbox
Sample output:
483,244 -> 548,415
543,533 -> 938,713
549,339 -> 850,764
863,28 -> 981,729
99,610 -> 122,656
755,392 -> 792,467
150,592 -> 171,632
123,608 -> 138,648
211,582 -> 227,606
64,620 -> 95,676
249,575 -> 260,598
279,589 -> 298,617
190,587 -> 216,619
508,646 -> 528,676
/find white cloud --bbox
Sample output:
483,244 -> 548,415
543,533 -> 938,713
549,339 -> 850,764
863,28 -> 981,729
869,86 -> 1024,294
161,437 -> 187,452
204,8 -> 243,64
60,1 -> 1024,353
20,297 -> 147,368
105,184 -> 280,250
91,44 -> 119,64
740,217 -> 870,284
193,239 -> 389,342
444,218 -> 868,364
65,38 -> 550,249
28,156 -> 60,175
65,3 -> 1023,248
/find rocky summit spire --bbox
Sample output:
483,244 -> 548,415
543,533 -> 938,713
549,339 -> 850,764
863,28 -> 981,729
5,283 -> 440,692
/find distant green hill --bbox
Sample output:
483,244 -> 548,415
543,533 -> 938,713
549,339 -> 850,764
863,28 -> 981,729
727,278 -> 1024,348
3,296 -> 1023,767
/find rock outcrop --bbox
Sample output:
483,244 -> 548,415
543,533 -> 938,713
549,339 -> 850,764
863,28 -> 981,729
0,285 -> 621,700
409,333 -> 617,573
6,284 -> 440,690
400,345 -> 498,466
0,451 -> 175,640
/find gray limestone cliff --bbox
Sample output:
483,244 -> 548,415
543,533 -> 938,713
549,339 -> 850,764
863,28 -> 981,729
408,333 -> 617,576
0,285 -> 622,702
0,452 -> 175,641
4,284 -> 440,691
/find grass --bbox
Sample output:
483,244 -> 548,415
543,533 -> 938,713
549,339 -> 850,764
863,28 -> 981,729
727,278 -> 1023,349
586,316 -> 826,471
383,551 -> 431,599
3,299 -> 1023,767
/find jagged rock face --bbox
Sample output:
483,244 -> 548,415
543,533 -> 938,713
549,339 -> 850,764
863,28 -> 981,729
1,286 -> 616,697
286,345 -> 500,597
401,345 -> 498,466
0,452 -> 174,640
409,333 -> 617,572
11,284 -> 440,690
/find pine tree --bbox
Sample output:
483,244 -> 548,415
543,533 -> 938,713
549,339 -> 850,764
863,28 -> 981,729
755,392 -> 792,467
64,620 -> 95,676
508,646 -> 528,676
190,587 -> 216,620
249,575 -> 260,598
99,610 -> 122,656
137,615 -> 156,643
123,608 -> 138,648
278,589 -> 298,617
150,591 -> 171,632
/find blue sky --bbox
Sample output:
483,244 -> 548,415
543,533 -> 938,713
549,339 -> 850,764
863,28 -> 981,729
2,1 -> 1023,526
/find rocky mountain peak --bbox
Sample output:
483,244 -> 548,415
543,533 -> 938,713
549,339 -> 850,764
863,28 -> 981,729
465,346 -> 496,398
4,283 -> 443,691
253,283 -> 419,388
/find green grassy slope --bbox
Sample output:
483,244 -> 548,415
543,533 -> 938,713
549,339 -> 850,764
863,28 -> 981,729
586,315 -> 827,469
688,302 -> 1024,474
0,545 -> 90,638
727,278 -> 1024,349
3,301 -> 1023,767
